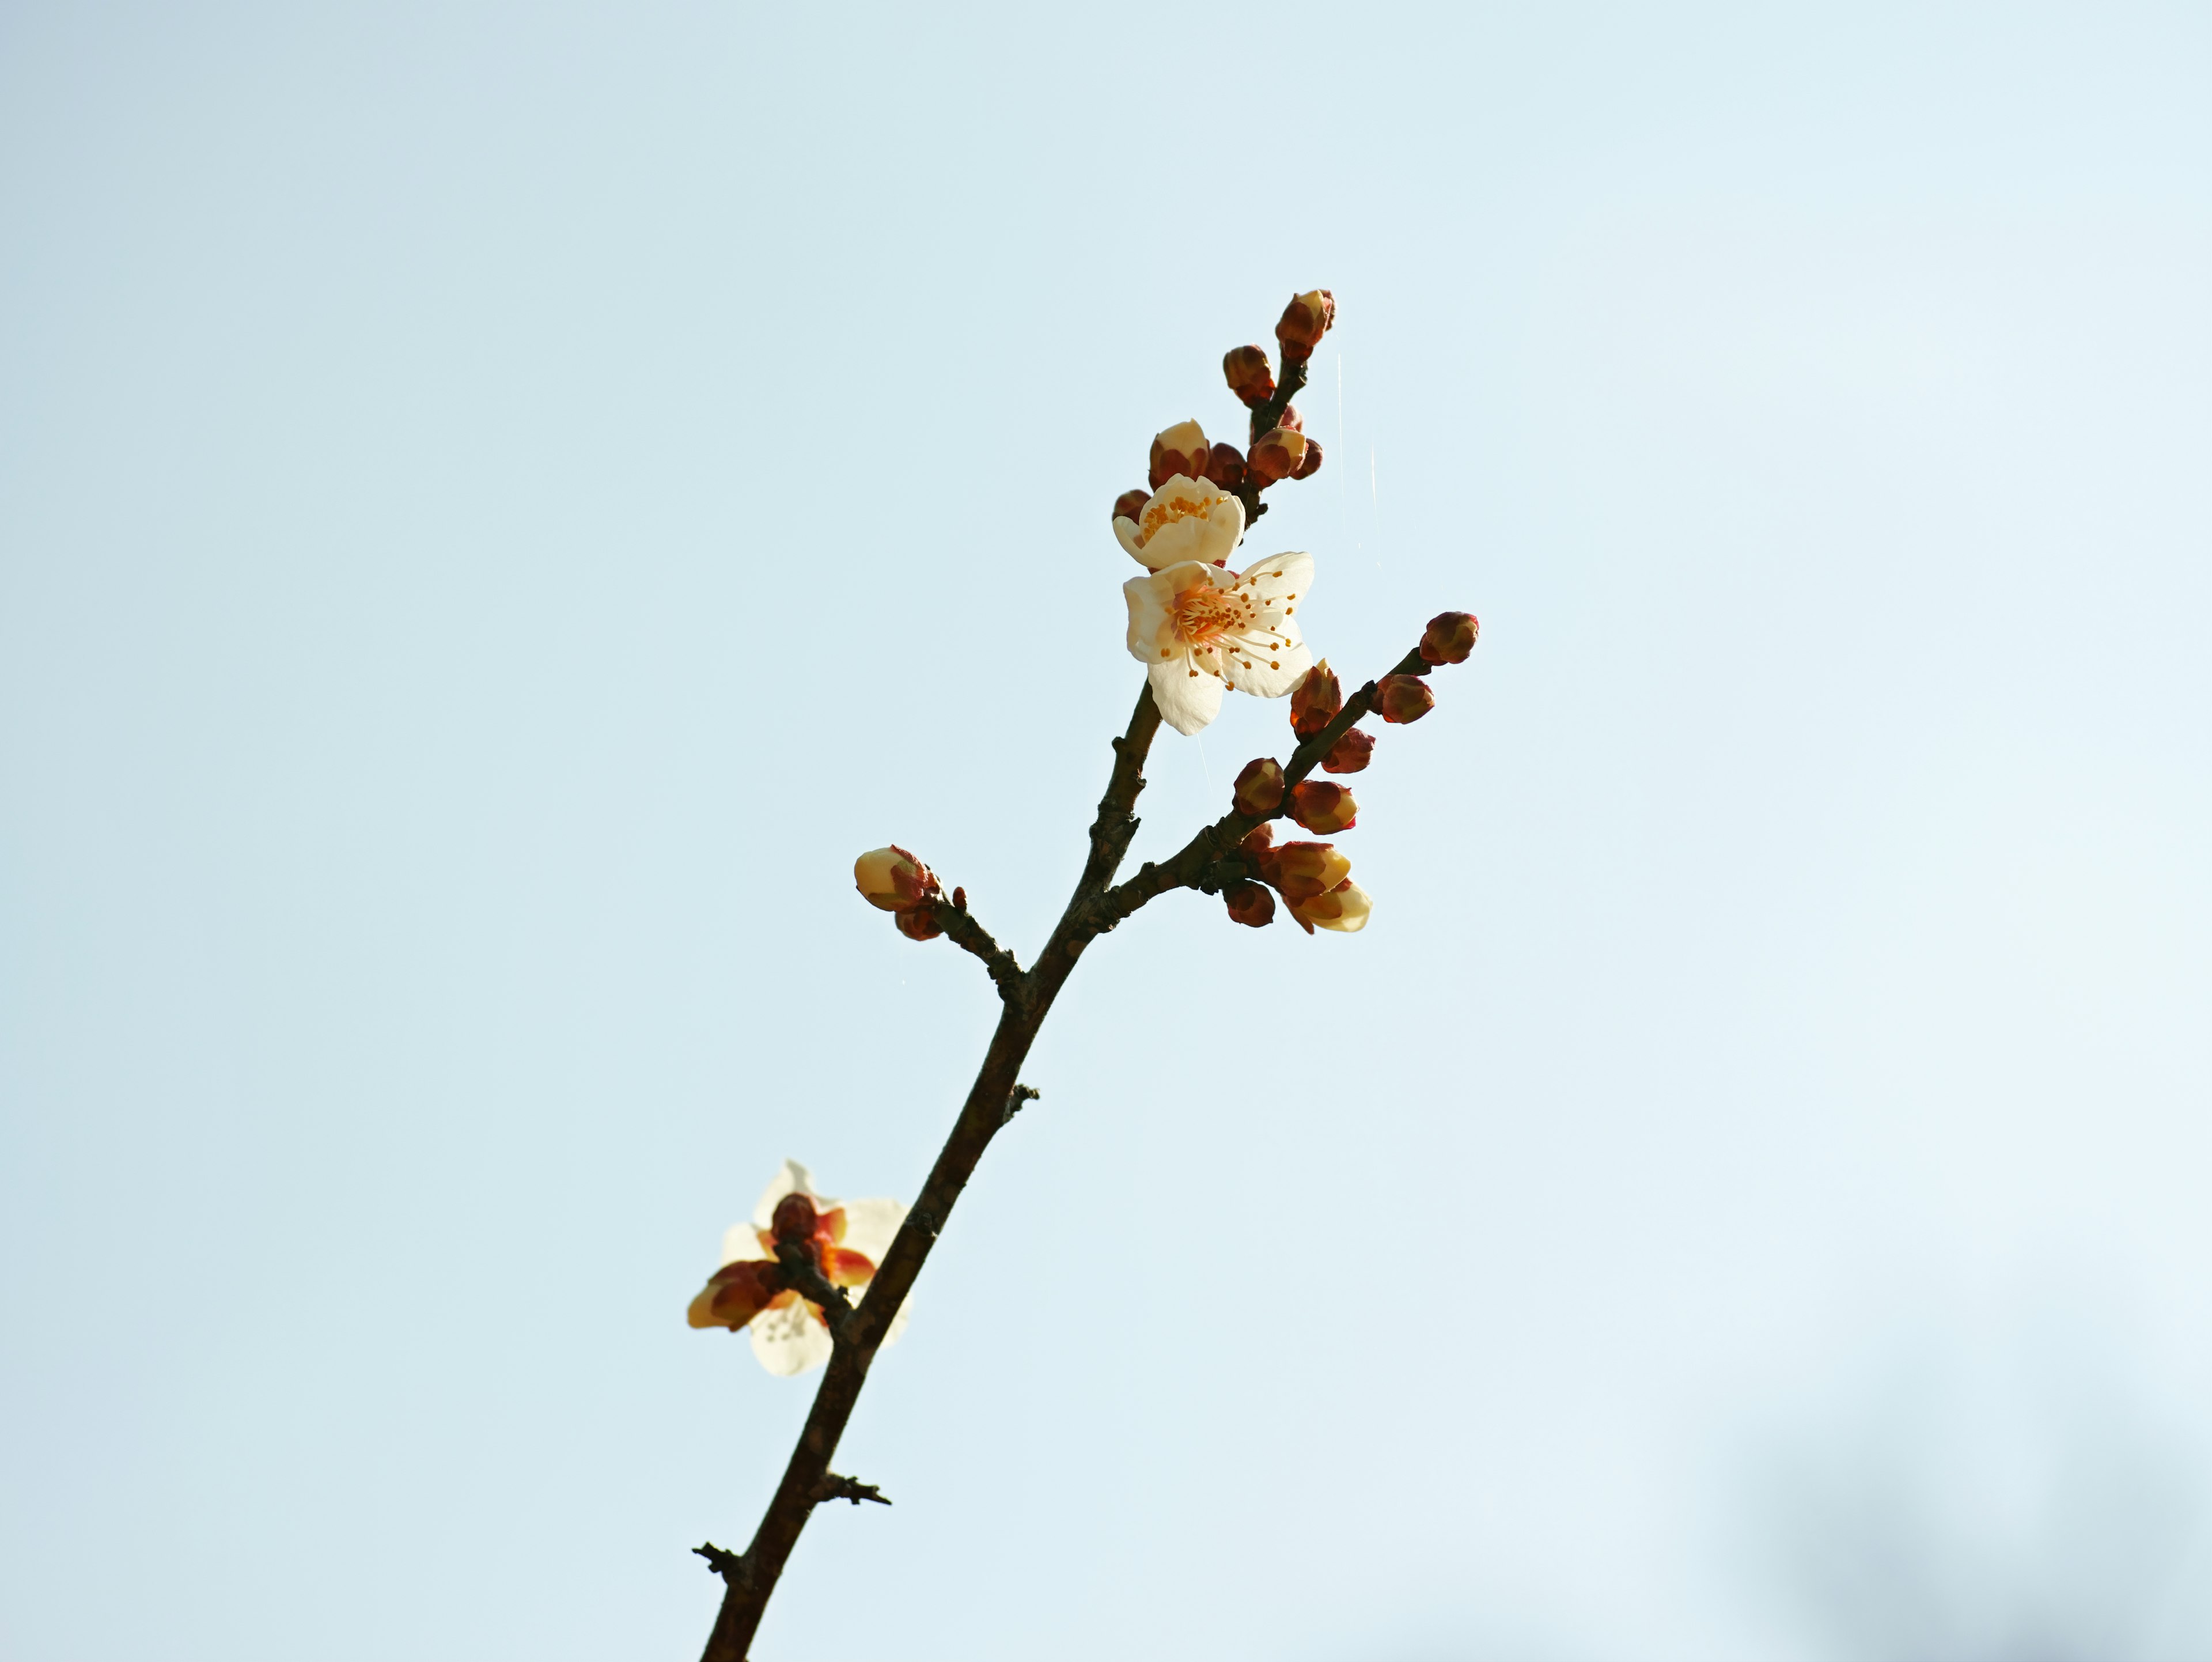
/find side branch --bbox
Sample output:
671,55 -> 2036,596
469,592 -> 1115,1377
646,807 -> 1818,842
1091,645 -> 1431,929
934,896 -> 1025,1002
1232,356 -> 1312,527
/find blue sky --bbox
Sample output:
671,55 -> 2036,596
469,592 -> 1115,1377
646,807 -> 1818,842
4,4 -> 2209,1659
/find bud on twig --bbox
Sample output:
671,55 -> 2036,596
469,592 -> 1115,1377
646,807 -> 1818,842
1247,425 -> 1308,485
1287,878 -> 1372,935
1288,780 -> 1358,835
1276,405 -> 1302,431
1222,344 -> 1275,408
1373,675 -> 1437,725
1202,442 -> 1246,490
1238,822 -> 1275,858
1222,880 -> 1276,928
1112,488 -> 1152,526
1254,838 -> 1351,903
855,846 -> 939,911
1321,727 -> 1374,774
1291,437 -> 1324,480
893,906 -> 945,942
1232,757 -> 1285,817
771,1192 -> 821,1245
1419,611 -> 1479,665
1275,289 -> 1335,365
1289,661 -> 1343,739
685,1259 -> 787,1331
1148,420 -> 1211,490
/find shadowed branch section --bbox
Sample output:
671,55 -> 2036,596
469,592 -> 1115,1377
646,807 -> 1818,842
934,897 -> 1025,1000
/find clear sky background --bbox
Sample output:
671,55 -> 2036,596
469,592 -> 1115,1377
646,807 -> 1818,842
4,4 -> 2209,1660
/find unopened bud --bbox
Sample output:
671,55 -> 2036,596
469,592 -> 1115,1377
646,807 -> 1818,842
893,905 -> 945,942
1373,674 -> 1436,725
686,1258 -> 787,1331
1275,289 -> 1336,364
1419,610 -> 1479,665
1222,344 -> 1276,408
770,1192 -> 820,1245
1291,437 -> 1324,480
1290,660 -> 1343,738
1112,488 -> 1152,526
1232,756 -> 1285,816
1287,877 -> 1372,936
1321,727 -> 1374,774
1148,419 -> 1211,490
1277,405 -> 1302,432
1255,838 -> 1351,902
1289,779 -> 1358,834
1223,880 -> 1276,928
855,845 -> 938,911
1247,425 -> 1308,485
1238,822 -> 1276,858
1203,442 -> 1246,490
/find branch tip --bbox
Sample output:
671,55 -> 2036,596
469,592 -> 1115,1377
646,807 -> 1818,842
810,1472 -> 891,1508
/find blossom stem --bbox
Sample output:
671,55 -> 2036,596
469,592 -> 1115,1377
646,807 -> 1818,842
1232,354 -> 1311,526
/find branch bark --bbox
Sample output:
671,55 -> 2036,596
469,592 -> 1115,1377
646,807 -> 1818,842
697,686 -> 1164,1662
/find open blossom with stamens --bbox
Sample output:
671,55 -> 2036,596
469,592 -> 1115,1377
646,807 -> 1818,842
685,1159 -> 910,1376
1123,550 -> 1316,736
1113,475 -> 1245,573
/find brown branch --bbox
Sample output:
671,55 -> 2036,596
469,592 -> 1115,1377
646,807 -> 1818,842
933,896 -> 1025,1002
809,1472 -> 889,1507
696,681 -> 1165,1662
1231,354 -> 1311,527
772,1240 -> 855,1343
1090,645 -> 1432,931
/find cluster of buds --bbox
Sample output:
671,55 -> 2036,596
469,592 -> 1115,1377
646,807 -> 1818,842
854,845 -> 944,941
1224,824 -> 1370,934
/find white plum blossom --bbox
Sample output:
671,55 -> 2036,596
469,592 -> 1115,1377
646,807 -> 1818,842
1113,474 -> 1245,573
1122,550 -> 1316,736
702,1159 -> 910,1377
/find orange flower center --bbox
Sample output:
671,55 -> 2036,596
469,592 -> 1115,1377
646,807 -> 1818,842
1173,579 -> 1256,648
1137,486 -> 1217,547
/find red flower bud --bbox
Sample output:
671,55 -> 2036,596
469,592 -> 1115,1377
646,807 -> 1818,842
1419,610 -> 1479,665
1275,289 -> 1335,364
1112,488 -> 1152,526
685,1258 -> 787,1331
1277,405 -> 1303,432
855,845 -> 938,911
1255,838 -> 1351,902
1291,437 -> 1324,480
1232,756 -> 1285,816
1222,345 -> 1276,408
1289,660 -> 1343,738
1203,442 -> 1247,490
893,904 -> 945,941
1320,727 -> 1374,774
1289,779 -> 1358,834
771,1192 -> 820,1245
1222,880 -> 1276,928
1238,821 -> 1276,859
1246,426 -> 1308,485
1148,419 -> 1210,491
1373,673 -> 1436,725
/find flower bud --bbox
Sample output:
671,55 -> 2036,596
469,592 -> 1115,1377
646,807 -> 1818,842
1148,419 -> 1211,490
1277,405 -> 1303,432
1246,425 -> 1308,485
1112,488 -> 1152,527
1289,779 -> 1358,834
770,1192 -> 820,1245
1320,727 -> 1374,774
1419,610 -> 1479,665
1289,660 -> 1343,738
1202,442 -> 1246,491
1222,344 -> 1275,408
1255,838 -> 1351,902
1275,289 -> 1335,364
854,845 -> 937,911
1373,674 -> 1436,725
686,1258 -> 787,1331
1287,878 -> 1372,935
893,904 -> 945,942
1291,437 -> 1324,480
1223,880 -> 1276,928
1237,821 -> 1275,858
1231,756 -> 1285,817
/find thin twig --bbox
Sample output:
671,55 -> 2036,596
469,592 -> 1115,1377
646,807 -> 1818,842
772,1240 -> 855,1344
1232,354 -> 1312,526
809,1472 -> 891,1507
934,898 -> 1025,1002
1002,1084 -> 1040,1125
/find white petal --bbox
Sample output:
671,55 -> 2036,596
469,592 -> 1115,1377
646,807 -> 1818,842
835,1197 -> 907,1263
1114,516 -> 1146,566
1239,549 -> 1314,599
1231,638 -> 1313,698
751,1158 -> 824,1229
749,1298 -> 833,1376
1123,570 -> 1179,664
1148,657 -> 1225,735
718,1221 -> 771,1265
